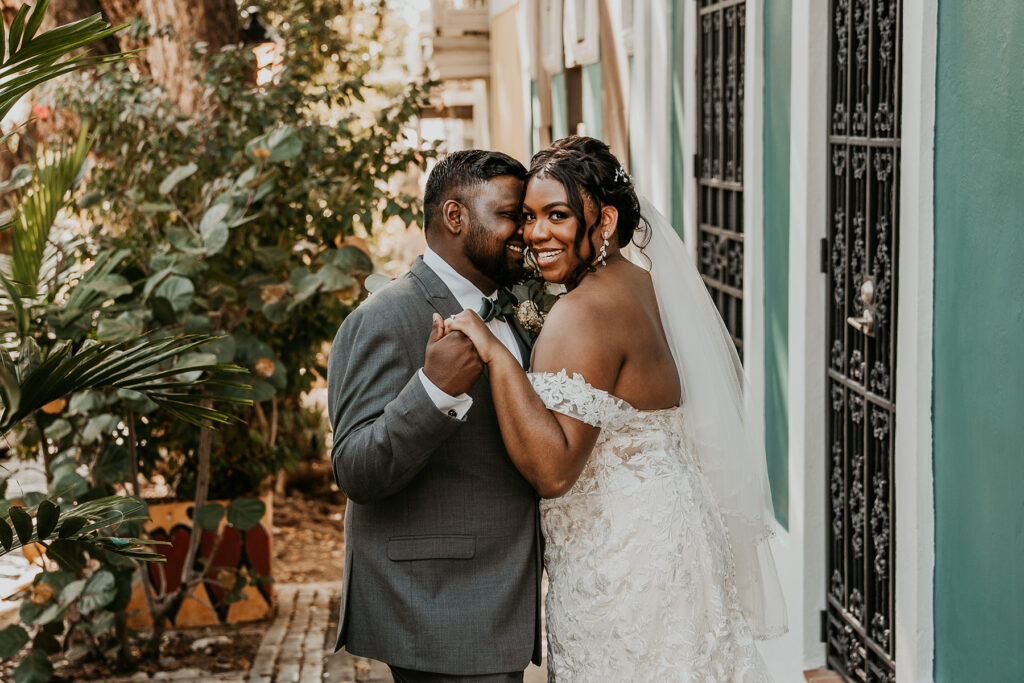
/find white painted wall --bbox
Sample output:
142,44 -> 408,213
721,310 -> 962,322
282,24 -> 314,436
893,1 -> 937,680
630,0 -> 672,216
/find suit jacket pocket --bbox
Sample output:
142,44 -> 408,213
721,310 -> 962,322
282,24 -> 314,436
387,535 -> 476,561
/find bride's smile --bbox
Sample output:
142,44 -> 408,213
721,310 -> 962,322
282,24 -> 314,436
533,247 -> 564,266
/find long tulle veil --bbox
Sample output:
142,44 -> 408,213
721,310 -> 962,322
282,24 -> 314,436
630,196 -> 788,639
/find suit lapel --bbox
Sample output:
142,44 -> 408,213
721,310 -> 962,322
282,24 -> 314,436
409,256 -> 491,380
409,257 -> 463,319
508,318 -> 534,370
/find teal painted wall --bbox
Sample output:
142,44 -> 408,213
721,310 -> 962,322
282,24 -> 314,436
933,2 -> 1024,680
763,0 -> 791,527
669,0 -> 687,238
582,61 -> 603,140
551,71 -> 568,141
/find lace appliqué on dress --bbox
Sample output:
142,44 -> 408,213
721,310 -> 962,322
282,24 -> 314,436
527,371 -> 772,682
527,369 -> 634,430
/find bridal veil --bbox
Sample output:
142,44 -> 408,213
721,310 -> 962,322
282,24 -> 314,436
629,197 -> 788,640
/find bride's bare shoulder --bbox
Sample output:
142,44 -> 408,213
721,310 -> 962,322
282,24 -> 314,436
532,287 -> 613,363
536,289 -> 600,342
544,265 -> 649,327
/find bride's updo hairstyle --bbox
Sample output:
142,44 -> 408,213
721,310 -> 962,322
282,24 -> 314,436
527,136 -> 649,285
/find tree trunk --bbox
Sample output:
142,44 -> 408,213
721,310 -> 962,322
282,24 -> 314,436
137,0 -> 240,113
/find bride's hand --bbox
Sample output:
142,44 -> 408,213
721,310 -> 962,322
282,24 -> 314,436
445,310 -> 504,364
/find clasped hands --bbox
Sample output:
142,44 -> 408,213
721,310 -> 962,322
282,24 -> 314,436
422,311 -> 502,396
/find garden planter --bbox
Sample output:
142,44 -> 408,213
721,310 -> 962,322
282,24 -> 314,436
125,493 -> 274,627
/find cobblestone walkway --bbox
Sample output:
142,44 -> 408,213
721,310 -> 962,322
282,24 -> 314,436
255,582 -> 541,683
251,581 -> 391,682
249,582 -> 331,682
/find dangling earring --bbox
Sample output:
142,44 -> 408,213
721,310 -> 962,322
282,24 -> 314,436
598,232 -> 609,266
524,246 -> 540,274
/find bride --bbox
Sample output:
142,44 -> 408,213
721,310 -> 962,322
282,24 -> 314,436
444,136 -> 786,681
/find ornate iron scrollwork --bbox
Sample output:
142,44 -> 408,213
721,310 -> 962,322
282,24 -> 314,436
696,1 -> 745,359
825,1 -> 901,679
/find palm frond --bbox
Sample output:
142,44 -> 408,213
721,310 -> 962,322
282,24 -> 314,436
46,247 -> 130,338
8,125 -> 92,300
0,0 -> 131,121
0,494 -> 168,560
0,270 -> 29,339
0,334 -> 251,433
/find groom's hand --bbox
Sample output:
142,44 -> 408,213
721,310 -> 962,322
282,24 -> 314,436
424,313 -> 483,396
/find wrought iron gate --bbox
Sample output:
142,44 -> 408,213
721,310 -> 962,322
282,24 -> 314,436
825,1 -> 901,680
696,0 -> 745,358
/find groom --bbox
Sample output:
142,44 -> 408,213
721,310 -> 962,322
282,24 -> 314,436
327,150 -> 542,681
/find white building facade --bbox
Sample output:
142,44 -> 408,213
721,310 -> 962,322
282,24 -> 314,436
424,2 -> 1024,681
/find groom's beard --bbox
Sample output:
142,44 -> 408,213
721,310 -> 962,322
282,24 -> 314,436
462,218 -> 525,288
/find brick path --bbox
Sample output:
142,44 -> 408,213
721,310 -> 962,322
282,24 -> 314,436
250,581 -> 392,682
250,582 -> 344,682
255,582 -> 544,683
68,580 -> 544,682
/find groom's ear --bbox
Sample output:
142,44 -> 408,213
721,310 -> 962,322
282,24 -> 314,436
441,199 -> 464,236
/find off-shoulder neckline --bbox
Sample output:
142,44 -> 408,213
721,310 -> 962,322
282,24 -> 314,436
527,369 -> 680,415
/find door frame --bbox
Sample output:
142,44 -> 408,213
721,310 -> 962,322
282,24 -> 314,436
892,1 -> 937,679
785,0 -> 937,679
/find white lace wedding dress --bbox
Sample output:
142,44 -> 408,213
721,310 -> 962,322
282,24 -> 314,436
530,370 -> 772,682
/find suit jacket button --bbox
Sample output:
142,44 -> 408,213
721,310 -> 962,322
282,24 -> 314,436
447,409 -> 458,418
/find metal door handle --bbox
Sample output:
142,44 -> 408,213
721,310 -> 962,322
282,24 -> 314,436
847,278 -> 876,336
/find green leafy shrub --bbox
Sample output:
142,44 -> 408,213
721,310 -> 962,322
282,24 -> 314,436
50,33 -> 433,499
1,1 -> 435,676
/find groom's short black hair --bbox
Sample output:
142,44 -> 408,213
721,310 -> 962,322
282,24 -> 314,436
423,150 -> 526,233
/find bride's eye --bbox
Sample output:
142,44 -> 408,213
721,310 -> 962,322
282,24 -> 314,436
523,212 -> 536,223
549,211 -> 568,221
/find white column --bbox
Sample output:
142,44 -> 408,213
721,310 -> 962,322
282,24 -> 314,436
894,1 -> 937,680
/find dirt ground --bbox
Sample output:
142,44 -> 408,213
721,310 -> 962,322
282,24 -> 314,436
273,487 -> 347,584
56,623 -> 266,682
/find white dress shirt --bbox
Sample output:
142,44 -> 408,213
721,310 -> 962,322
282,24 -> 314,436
418,246 -> 523,419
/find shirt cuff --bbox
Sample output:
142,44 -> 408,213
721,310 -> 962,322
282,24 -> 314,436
418,369 -> 473,419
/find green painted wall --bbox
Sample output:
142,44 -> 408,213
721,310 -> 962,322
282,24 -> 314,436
763,0 -> 791,527
551,71 -> 568,141
933,2 -> 1024,680
669,0 -> 687,238
582,61 -> 603,140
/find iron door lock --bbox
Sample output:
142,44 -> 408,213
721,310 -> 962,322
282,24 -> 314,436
847,278 -> 876,337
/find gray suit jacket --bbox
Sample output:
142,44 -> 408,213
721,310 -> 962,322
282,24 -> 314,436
327,257 -> 543,675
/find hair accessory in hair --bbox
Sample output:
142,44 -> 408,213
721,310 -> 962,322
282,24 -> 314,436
613,163 -> 632,185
